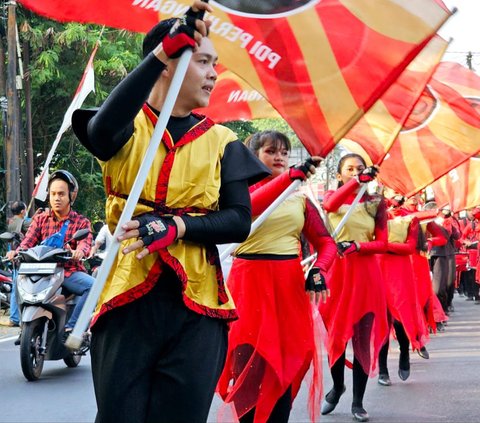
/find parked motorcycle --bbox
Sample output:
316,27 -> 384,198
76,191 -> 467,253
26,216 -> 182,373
14,228 -> 91,381
0,265 -> 12,311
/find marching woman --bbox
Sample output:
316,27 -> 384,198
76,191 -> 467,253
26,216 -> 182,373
401,197 -> 448,337
320,153 -> 389,423
377,206 -> 429,386
217,131 -> 337,423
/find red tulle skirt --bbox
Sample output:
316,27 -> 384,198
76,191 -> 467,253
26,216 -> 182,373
411,253 -> 437,332
319,254 -> 389,376
379,254 -> 429,350
217,257 -> 322,423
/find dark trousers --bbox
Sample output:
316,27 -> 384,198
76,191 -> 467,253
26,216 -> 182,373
379,320 -> 410,374
239,387 -> 292,423
91,272 -> 228,423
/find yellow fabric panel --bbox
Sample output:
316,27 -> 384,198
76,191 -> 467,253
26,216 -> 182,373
387,216 -> 413,243
96,110 -> 238,316
235,193 -> 306,255
328,200 -> 379,242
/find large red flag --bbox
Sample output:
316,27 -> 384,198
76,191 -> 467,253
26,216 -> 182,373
338,35 -> 449,164
427,62 -> 480,211
378,76 -> 480,197
431,155 -> 480,212
195,64 -> 280,122
17,0 -> 452,157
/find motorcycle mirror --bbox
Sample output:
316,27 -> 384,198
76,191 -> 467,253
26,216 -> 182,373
64,229 -> 90,245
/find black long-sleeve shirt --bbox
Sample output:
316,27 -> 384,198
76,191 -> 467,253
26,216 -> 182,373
72,53 -> 269,245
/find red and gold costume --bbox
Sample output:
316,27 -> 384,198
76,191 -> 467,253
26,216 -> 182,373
320,179 -> 389,375
217,172 -> 337,422
92,106 -> 240,326
380,215 -> 429,351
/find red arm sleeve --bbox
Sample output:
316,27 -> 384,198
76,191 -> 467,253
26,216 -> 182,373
388,218 -> 419,255
301,199 -> 337,274
323,178 -> 360,212
250,172 -> 292,217
426,222 -> 447,247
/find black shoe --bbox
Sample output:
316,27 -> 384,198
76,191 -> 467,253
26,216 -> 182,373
436,322 -> 445,332
14,333 -> 21,346
378,373 -> 392,386
398,367 -> 410,381
398,353 -> 410,381
321,385 -> 346,415
417,346 -> 429,360
352,405 -> 369,422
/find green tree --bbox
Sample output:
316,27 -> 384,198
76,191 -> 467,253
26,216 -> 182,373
16,10 -> 143,220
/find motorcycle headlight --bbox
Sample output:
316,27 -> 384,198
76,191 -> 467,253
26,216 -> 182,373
17,277 -> 52,304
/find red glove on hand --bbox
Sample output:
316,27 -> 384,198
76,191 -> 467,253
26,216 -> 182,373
289,157 -> 320,181
337,240 -> 359,256
135,214 -> 178,253
356,166 -> 379,184
305,267 -> 327,292
162,9 -> 199,59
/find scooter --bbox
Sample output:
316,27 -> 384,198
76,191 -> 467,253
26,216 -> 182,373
14,228 -> 91,381
0,266 -> 12,311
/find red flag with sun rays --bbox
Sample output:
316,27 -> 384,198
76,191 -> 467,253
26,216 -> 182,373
17,0 -> 452,157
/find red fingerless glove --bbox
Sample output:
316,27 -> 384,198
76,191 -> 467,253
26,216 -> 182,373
289,157 -> 319,181
136,214 -> 178,253
162,15 -> 197,59
337,240 -> 359,256
356,166 -> 379,183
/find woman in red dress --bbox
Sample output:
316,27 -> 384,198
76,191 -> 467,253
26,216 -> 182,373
377,201 -> 429,386
217,131 -> 337,423
319,153 -> 388,423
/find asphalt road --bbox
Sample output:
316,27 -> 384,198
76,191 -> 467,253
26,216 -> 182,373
1,294 -> 479,423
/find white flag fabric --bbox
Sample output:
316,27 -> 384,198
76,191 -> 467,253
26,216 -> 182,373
33,43 -> 98,201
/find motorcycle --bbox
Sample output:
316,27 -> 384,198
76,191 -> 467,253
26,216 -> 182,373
0,265 -> 12,311
13,228 -> 91,381
0,232 -> 20,311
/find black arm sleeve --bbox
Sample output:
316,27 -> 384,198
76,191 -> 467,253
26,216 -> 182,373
72,53 -> 166,161
181,179 -> 251,244
179,141 -> 269,244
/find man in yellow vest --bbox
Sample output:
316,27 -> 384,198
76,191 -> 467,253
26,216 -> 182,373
72,1 -> 271,422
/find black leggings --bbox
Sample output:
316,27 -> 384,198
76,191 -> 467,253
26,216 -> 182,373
379,320 -> 410,374
330,352 -> 368,408
239,386 -> 292,423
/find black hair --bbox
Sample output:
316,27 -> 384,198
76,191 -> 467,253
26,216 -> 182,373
336,153 -> 367,188
244,130 -> 291,157
10,201 -> 26,215
142,18 -> 177,58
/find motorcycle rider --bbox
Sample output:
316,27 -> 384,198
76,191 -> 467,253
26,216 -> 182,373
6,170 -> 94,337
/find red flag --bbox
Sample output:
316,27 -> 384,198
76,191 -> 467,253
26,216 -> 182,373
431,155 -> 480,212
378,76 -> 480,197
195,64 -> 280,122
427,62 -> 480,211
18,0 -> 452,157
339,36 -> 449,164
31,43 -> 98,202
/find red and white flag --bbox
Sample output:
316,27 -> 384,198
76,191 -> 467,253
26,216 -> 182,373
18,0 -> 452,158
32,43 -> 98,201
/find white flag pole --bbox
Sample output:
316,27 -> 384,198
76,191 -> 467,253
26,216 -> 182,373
219,179 -> 301,263
66,50 -> 193,349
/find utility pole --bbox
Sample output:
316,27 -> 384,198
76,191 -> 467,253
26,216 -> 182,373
23,37 -> 33,203
5,0 -> 20,210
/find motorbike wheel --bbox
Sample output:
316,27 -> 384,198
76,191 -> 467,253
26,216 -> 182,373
20,319 -> 46,381
64,353 -> 81,368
